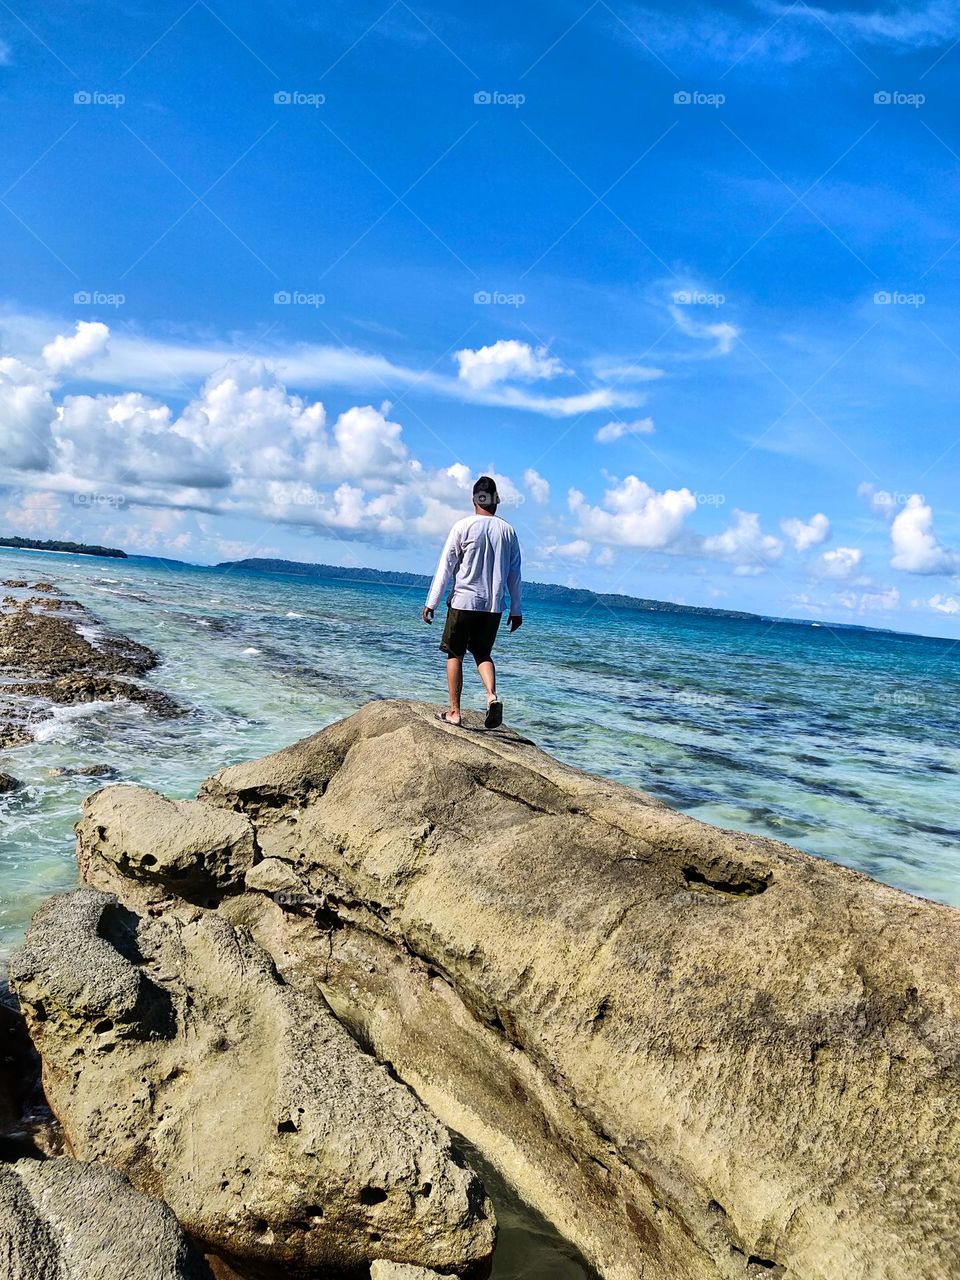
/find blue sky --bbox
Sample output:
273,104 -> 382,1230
2,0 -> 960,634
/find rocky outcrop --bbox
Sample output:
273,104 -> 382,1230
0,585 -> 181,748
0,772 -> 20,794
181,700 -> 960,1280
19,697 -> 960,1280
0,1155 -> 213,1279
10,887 -> 496,1277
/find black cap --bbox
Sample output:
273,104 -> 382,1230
473,475 -> 499,508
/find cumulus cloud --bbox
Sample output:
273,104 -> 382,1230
454,340 -> 566,390
3,490 -> 61,533
781,512 -> 830,552
890,496 -> 959,574
594,417 -> 655,444
41,321 -> 109,373
817,546 -> 863,579
924,593 -> 960,615
704,510 -> 783,573
542,538 -> 591,560
569,475 -> 697,548
836,586 -> 900,613
523,468 -> 550,504
0,324 -> 524,547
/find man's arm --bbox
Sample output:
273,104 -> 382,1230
507,534 -> 522,631
422,524 -> 462,621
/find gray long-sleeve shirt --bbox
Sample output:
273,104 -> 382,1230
425,514 -> 522,614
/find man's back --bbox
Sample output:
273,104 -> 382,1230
426,513 -> 522,615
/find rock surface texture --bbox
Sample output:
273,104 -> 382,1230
10,886 -> 495,1278
23,697 -> 960,1280
0,1155 -> 212,1279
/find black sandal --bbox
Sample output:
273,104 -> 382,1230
435,711 -> 462,726
484,699 -> 503,729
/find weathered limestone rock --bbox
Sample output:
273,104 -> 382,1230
77,786 -> 256,905
0,1155 -> 212,1279
181,699 -> 960,1280
10,887 -> 495,1277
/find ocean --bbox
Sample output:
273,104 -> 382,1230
2,543 -> 958,1279
2,545 -> 959,963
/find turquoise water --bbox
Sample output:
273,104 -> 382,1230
2,544 -> 959,955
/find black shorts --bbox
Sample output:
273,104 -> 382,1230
439,607 -> 502,663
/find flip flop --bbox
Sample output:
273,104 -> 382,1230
484,699 -> 503,729
435,711 -> 462,726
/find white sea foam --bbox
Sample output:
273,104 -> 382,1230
286,611 -> 304,619
242,647 -> 261,656
31,700 -> 118,743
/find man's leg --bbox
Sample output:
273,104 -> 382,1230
476,658 -> 497,705
445,656 -> 463,723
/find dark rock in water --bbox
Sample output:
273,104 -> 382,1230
0,772 -> 21,793
8,674 -> 182,718
0,725 -> 32,750
47,763 -> 120,780
29,582 -> 57,593
1,580 -> 28,589
0,607 -> 156,679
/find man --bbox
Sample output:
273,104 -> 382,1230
422,475 -> 522,728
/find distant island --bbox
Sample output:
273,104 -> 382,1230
215,557 -> 762,622
0,537 -> 127,559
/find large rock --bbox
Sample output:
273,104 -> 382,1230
0,1155 -> 212,1279
178,699 -> 960,1280
10,887 -> 495,1277
77,786 -> 257,905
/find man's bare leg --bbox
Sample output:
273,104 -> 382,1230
477,659 -> 497,705
444,657 -> 463,724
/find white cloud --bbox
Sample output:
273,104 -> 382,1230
3,490 -> 61,533
924,594 -> 960,615
771,0 -> 960,48
669,305 -> 739,357
704,510 -> 783,572
0,324 -> 527,547
542,538 -> 592,560
890,496 -> 959,574
781,511 -> 830,552
818,546 -> 863,579
523,468 -> 550,504
857,482 -> 904,519
595,417 -> 655,444
836,586 -> 900,613
569,475 -> 697,548
595,546 -> 614,566
42,321 -> 109,373
454,340 -> 565,390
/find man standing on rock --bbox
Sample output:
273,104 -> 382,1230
422,476 -> 522,729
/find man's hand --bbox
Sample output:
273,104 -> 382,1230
508,614 -> 523,632
422,606 -> 434,625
